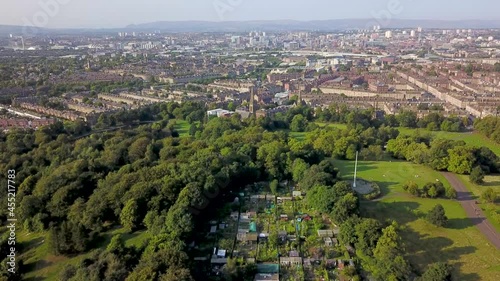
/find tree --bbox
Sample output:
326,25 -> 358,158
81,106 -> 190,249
495,62 -> 500,72
128,137 -> 151,163
307,185 -> 336,214
355,218 -> 382,257
427,204 -> 448,227
291,158 -> 309,183
447,146 -> 476,174
404,182 -> 420,197
331,193 -> 358,224
107,234 -> 125,254
428,139 -> 455,171
469,166 -> 485,185
290,114 -> 308,132
397,110 -> 417,128
428,186 -> 438,198
188,124 -> 198,136
368,223 -> 411,280
120,199 -> 140,232
257,141 -> 288,180
338,217 -> 360,245
360,145 -> 384,161
419,262 -> 452,281
222,258 -> 252,281
481,188 -> 498,203
298,164 -> 336,191
445,187 -> 457,199
270,179 -> 279,195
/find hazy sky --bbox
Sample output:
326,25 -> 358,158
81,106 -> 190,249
1,0 -> 499,28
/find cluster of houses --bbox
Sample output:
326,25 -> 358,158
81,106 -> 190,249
0,118 -> 56,130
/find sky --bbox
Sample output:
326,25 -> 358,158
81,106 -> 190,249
1,0 -> 499,29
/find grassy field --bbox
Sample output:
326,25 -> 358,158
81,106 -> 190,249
20,228 -> 150,281
397,128 -> 500,156
456,174 -> 500,233
173,120 -> 192,137
315,122 -> 348,130
334,160 -> 500,280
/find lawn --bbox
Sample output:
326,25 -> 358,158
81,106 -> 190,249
289,131 -> 306,141
456,174 -> 500,233
333,160 -> 500,280
173,119 -> 192,137
315,122 -> 347,130
20,228 -> 150,281
397,128 -> 500,156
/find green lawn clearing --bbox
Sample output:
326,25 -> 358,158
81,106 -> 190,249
173,120 -> 192,137
333,160 -> 500,280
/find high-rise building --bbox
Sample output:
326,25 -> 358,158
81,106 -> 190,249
385,31 -> 393,38
410,30 -> 416,37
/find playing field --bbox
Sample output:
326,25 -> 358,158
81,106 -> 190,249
334,160 -> 500,280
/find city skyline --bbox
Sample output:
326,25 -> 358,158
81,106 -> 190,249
1,0 -> 500,29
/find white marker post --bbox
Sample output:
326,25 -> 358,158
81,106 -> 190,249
353,151 -> 358,188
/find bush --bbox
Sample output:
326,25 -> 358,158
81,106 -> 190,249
364,182 -> 381,200
481,188 -> 498,203
445,187 -> 457,199
403,181 -> 420,197
419,262 -> 452,281
469,166 -> 485,185
427,204 -> 448,227
404,181 -> 450,199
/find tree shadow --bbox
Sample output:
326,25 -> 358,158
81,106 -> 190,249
447,217 -> 485,230
24,278 -> 46,281
456,191 -> 476,201
19,237 -> 44,252
120,230 -> 143,243
338,161 -> 377,178
483,180 -> 500,187
23,259 -> 53,275
403,230 -> 479,281
373,181 -> 401,197
361,201 -> 421,225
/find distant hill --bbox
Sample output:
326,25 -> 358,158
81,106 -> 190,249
0,25 -> 46,36
124,19 -> 500,32
2,19 -> 500,36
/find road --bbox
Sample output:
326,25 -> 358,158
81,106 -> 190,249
442,172 -> 500,249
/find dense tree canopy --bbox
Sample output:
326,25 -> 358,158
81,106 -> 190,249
1,101 -> 496,280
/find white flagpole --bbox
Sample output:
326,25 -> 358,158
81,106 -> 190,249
353,151 -> 358,188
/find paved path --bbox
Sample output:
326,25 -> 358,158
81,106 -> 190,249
442,172 -> 500,249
